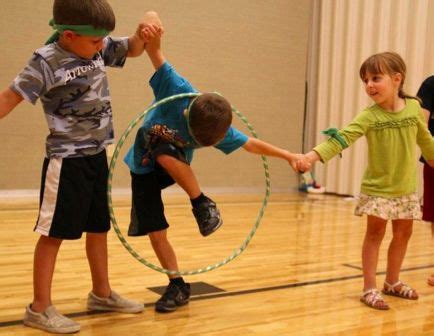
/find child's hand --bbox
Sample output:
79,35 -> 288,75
294,154 -> 312,173
298,151 -> 321,172
128,12 -> 163,58
139,11 -> 164,44
138,23 -> 163,44
288,153 -> 311,173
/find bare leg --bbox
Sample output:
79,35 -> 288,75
430,222 -> 434,285
31,236 -> 62,312
156,155 -> 201,199
362,215 -> 387,291
385,219 -> 413,284
148,230 -> 179,279
86,232 -> 111,297
424,164 -> 434,284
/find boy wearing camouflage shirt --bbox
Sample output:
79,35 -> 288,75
0,0 -> 162,333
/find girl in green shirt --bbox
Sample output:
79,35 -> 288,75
300,52 -> 434,310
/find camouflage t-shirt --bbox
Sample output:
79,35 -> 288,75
10,37 -> 128,158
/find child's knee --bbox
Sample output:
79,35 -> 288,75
149,230 -> 169,246
39,235 -> 63,246
153,143 -> 188,169
156,154 -> 176,167
393,227 -> 413,241
365,226 -> 386,241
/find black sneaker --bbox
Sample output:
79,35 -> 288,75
155,282 -> 191,313
192,197 -> 223,236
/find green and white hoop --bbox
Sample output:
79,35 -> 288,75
107,92 -> 271,276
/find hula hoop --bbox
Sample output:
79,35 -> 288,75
107,92 -> 270,276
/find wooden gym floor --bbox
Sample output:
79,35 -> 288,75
1,192 -> 434,335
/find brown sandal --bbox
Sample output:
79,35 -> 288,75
360,289 -> 390,310
382,280 -> 418,300
427,275 -> 434,286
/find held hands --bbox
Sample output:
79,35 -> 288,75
282,149 -> 313,173
294,154 -> 312,173
137,11 -> 164,46
128,12 -> 164,57
287,151 -> 320,173
295,151 -> 321,173
287,153 -> 311,173
139,11 -> 165,69
139,23 -> 163,44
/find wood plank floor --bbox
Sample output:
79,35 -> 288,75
1,192 -> 434,335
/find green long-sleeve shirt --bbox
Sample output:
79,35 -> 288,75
314,98 -> 434,198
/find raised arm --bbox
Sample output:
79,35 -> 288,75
0,88 -> 23,119
127,11 -> 164,58
142,12 -> 165,70
145,36 -> 165,70
242,137 -> 309,172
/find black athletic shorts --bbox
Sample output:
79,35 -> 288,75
128,143 -> 187,236
34,150 -> 111,240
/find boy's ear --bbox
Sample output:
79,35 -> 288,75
62,30 -> 77,41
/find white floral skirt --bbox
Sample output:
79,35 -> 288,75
354,193 -> 422,220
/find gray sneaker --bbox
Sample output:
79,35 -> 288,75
87,291 -> 144,313
23,305 -> 80,334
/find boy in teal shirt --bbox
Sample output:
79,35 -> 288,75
124,11 -> 305,313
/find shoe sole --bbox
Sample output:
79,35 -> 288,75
307,186 -> 326,194
202,219 -> 223,237
24,320 -> 80,333
87,304 -> 144,313
359,297 -> 389,310
381,290 -> 419,300
155,305 -> 177,313
155,299 -> 190,313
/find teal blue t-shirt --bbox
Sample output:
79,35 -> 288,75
124,62 -> 248,174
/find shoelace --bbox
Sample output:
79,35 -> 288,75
196,202 -> 218,221
161,284 -> 180,301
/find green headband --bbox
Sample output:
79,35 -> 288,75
45,18 -> 111,45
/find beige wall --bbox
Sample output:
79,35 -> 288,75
0,0 -> 311,192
